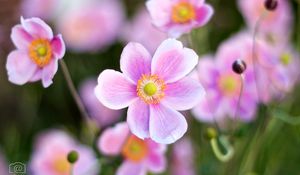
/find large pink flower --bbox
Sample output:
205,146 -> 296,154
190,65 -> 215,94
146,0 -> 213,38
29,130 -> 99,175
6,17 -> 65,88
97,122 -> 167,175
95,39 -> 205,144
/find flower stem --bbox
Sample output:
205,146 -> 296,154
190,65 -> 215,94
59,59 -> 90,120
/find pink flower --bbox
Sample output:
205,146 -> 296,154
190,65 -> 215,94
269,44 -> 300,94
171,138 -> 195,175
6,17 -> 65,88
146,0 -> 213,38
238,0 -> 292,44
0,152 -> 8,175
121,8 -> 168,54
21,0 -> 60,20
192,37 -> 260,122
29,130 -> 99,175
97,122 -> 167,175
79,78 -> 122,127
95,39 -> 205,144
55,0 -> 124,52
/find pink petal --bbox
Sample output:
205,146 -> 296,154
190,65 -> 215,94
21,17 -> 53,39
50,34 -> 65,59
163,77 -> 205,111
29,69 -> 42,82
195,4 -> 214,26
145,151 -> 166,173
146,0 -> 172,27
120,42 -> 152,83
6,50 -> 38,85
95,70 -> 138,110
11,24 -> 33,50
41,58 -> 58,88
127,100 -> 150,139
149,104 -> 188,144
117,161 -> 146,175
97,122 -> 129,155
151,39 -> 198,83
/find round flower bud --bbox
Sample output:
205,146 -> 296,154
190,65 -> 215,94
67,150 -> 79,164
204,127 -> 217,140
264,0 -> 278,11
232,59 -> 247,74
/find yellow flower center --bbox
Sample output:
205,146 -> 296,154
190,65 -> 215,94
280,53 -> 291,66
122,135 -> 148,162
137,74 -> 166,104
52,156 -> 71,174
29,38 -> 52,67
172,2 -> 196,24
218,74 -> 241,96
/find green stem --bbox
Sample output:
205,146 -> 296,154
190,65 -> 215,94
210,135 -> 234,162
59,60 -> 90,120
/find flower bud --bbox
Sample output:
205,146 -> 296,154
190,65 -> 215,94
204,127 -> 217,140
67,150 -> 79,164
264,0 -> 278,11
232,59 -> 247,74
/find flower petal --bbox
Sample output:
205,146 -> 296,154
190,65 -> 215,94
127,99 -> 150,139
117,161 -> 146,175
195,4 -> 214,26
6,50 -> 37,85
97,122 -> 129,156
120,42 -> 152,83
41,58 -> 58,88
163,77 -> 205,111
146,0 -> 172,27
149,104 -> 187,144
145,151 -> 166,173
95,70 -> 137,110
151,39 -> 198,83
51,34 -> 65,59
11,24 -> 33,50
21,16 -> 53,39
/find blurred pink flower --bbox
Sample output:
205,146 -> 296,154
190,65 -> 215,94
79,78 -> 122,127
55,0 -> 124,52
269,45 -> 300,94
146,0 -> 213,38
121,8 -> 167,54
29,130 -> 99,175
171,138 -> 195,175
238,0 -> 292,44
192,54 -> 258,123
21,0 -> 60,20
97,122 -> 167,175
95,39 -> 205,144
0,152 -> 8,175
6,17 -> 65,88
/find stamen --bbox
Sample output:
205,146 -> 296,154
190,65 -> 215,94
29,39 -> 52,67
172,2 -> 195,24
122,135 -> 148,162
137,74 -> 166,104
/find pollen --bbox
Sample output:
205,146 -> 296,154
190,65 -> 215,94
122,135 -> 148,162
29,38 -> 52,67
171,2 -> 196,24
137,74 -> 166,104
280,53 -> 291,66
